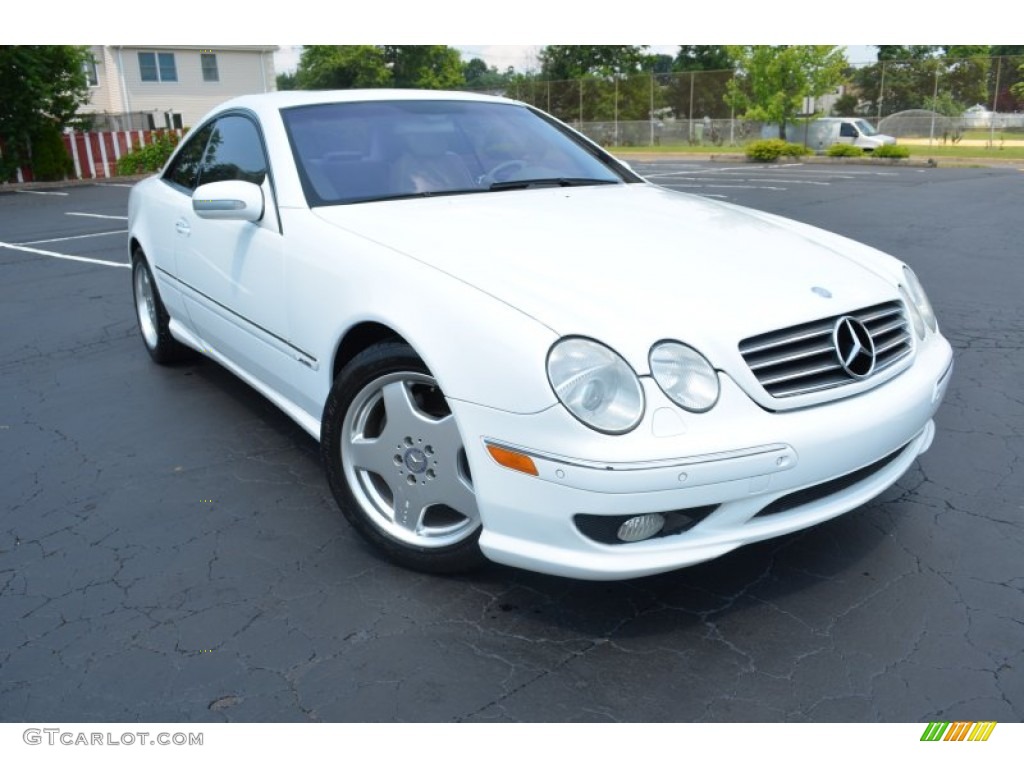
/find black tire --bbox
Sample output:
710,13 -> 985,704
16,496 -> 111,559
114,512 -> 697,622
131,250 -> 192,364
321,341 -> 485,573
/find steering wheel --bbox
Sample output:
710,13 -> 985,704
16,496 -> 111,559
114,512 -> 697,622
481,160 -> 527,185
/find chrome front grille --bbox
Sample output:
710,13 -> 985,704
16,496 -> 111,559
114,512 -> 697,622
739,301 -> 912,398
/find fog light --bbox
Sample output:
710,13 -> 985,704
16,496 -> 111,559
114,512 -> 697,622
617,513 -> 665,542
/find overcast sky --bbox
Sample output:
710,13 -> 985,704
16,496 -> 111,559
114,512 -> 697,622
272,45 -> 882,76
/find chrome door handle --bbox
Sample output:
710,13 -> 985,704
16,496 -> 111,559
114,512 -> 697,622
175,219 -> 191,236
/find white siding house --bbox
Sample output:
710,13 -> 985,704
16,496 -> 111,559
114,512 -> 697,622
82,45 -> 277,129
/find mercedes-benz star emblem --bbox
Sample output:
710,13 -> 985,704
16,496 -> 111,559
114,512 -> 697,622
833,316 -> 876,379
404,448 -> 428,474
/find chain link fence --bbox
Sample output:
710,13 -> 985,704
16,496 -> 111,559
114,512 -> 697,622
467,55 -> 1024,148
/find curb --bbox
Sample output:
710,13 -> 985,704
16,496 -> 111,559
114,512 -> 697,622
0,174 -> 152,192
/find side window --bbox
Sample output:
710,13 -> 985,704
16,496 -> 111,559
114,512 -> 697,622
199,115 -> 268,186
164,124 -> 214,191
840,122 -> 858,138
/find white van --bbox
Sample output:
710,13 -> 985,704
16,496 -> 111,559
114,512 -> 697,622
763,118 -> 897,152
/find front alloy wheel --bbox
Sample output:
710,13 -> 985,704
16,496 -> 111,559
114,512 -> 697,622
322,342 -> 484,573
131,251 -> 190,364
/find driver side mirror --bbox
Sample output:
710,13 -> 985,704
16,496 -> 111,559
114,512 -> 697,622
192,180 -> 264,222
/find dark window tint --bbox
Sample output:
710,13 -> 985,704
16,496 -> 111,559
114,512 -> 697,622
199,115 -> 268,186
840,122 -> 858,138
164,123 -> 214,190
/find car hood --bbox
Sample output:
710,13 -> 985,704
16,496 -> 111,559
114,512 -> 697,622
313,183 -> 901,372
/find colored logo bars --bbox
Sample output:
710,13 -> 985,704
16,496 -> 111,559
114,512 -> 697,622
921,722 -> 997,742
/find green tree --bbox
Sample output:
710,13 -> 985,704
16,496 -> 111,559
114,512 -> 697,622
645,54 -> 674,74
672,46 -> 734,72
725,46 -> 847,139
941,45 -> 990,108
1011,62 -> 1024,101
853,47 -> 938,117
294,45 -> 391,90
533,46 -> 652,125
991,46 -> 1024,111
462,58 -> 517,92
0,45 -> 89,179
852,46 -> 990,118
831,92 -> 860,116
276,71 -> 296,91
462,57 -> 490,87
538,45 -> 649,79
384,46 -> 464,89
293,45 -> 465,91
665,45 -> 735,121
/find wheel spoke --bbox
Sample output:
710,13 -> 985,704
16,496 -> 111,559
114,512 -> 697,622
346,436 -> 401,482
379,380 -> 433,441
426,466 -> 477,522
390,478 -> 427,532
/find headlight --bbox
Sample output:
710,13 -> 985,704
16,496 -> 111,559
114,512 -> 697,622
902,266 -> 938,333
899,285 -> 925,339
649,341 -> 720,412
547,337 -> 644,434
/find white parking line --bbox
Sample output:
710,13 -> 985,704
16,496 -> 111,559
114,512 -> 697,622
18,230 -> 127,246
646,166 -> 750,176
66,212 -> 128,221
0,240 -> 130,269
653,175 -> 831,186
702,184 -> 785,190
16,189 -> 69,196
662,183 -> 785,191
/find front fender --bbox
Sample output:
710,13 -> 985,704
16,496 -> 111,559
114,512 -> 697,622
283,209 -> 560,416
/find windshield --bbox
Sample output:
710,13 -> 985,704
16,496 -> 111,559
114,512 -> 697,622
854,119 -> 878,137
282,100 -> 630,205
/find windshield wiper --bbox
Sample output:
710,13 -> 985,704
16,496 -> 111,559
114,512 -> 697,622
488,177 -> 619,191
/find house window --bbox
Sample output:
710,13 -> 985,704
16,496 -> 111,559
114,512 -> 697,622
138,52 -> 177,82
83,57 -> 98,87
201,53 -> 219,82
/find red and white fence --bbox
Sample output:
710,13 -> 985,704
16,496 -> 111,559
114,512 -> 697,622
1,129 -> 184,183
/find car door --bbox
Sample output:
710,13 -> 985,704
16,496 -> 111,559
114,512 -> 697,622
173,113 -> 294,394
142,122 -> 215,328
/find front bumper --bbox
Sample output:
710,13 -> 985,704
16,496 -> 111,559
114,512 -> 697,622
450,335 -> 953,580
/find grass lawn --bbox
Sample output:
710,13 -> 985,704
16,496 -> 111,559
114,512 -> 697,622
959,129 -> 1024,142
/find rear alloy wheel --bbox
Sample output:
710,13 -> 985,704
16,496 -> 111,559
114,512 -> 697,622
131,252 -> 190,364
321,342 -> 484,573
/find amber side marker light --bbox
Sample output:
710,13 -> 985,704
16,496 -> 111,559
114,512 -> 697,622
486,443 -> 539,476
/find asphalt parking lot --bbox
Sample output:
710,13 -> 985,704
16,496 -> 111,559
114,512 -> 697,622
1,161 -> 1022,722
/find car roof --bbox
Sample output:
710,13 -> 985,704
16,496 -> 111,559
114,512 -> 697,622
216,89 -> 517,114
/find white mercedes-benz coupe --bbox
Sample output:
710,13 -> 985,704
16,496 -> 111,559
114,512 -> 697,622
128,90 -> 953,580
